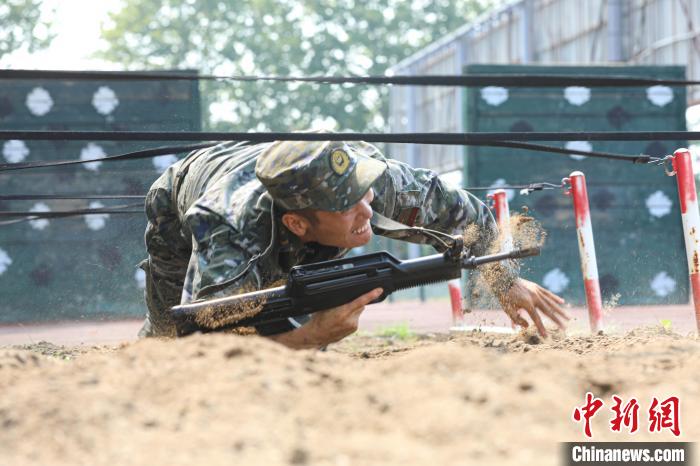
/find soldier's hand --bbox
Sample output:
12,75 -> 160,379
498,278 -> 570,338
307,287 -> 383,346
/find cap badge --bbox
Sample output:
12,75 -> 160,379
330,149 -> 350,175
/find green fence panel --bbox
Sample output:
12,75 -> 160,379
0,73 -> 200,323
464,64 -> 687,307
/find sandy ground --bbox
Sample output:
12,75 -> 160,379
0,323 -> 697,466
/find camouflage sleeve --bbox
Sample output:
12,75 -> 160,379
179,192 -> 303,336
368,150 -> 520,298
180,207 -> 265,304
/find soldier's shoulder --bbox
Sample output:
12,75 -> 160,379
186,175 -> 272,233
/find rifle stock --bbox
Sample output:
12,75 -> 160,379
171,246 -> 539,336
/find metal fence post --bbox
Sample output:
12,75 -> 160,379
670,148 -> 700,333
488,188 -> 514,252
564,171 -> 604,333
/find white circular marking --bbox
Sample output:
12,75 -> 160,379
134,268 -> 146,289
84,201 -> 110,231
480,86 -> 508,106
92,86 -> 119,115
646,85 -> 673,107
152,154 -> 178,173
29,202 -> 50,230
566,141 -> 592,160
564,86 -> 591,106
2,140 -> 29,163
650,271 -> 676,297
0,248 -> 12,275
487,178 -> 515,201
25,87 -> 53,116
543,268 -> 570,294
80,143 -> 106,171
645,190 -> 672,218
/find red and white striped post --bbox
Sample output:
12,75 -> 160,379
488,189 -> 514,252
488,189 -> 519,328
670,148 -> 700,333
448,278 -> 463,326
564,171 -> 604,333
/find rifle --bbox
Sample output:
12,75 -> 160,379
171,235 -> 540,336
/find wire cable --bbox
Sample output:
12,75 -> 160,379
0,139 -> 650,172
0,194 -> 145,201
0,203 -> 143,218
1,130 -> 693,143
0,142 -> 217,172
467,182 -> 563,192
3,69 -> 700,87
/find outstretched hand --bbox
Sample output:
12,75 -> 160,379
498,278 -> 570,338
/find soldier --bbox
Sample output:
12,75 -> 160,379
139,139 -> 568,348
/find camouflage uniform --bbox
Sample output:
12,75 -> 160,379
139,140 -> 517,337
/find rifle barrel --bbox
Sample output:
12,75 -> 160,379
463,247 -> 540,268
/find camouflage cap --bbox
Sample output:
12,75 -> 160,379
255,140 -> 387,211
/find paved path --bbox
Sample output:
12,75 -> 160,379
0,301 -> 696,346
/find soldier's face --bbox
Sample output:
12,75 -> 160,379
311,188 -> 374,248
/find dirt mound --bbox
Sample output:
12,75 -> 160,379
0,349 -> 47,371
1,329 -> 698,466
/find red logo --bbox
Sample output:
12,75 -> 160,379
648,396 -> 680,437
573,392 -> 604,438
610,395 -> 640,433
573,394 -> 681,438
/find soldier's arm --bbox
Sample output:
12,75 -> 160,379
181,203 -> 307,337
267,288 -> 383,349
365,147 -> 570,335
360,143 -> 519,299
354,143 -> 569,335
